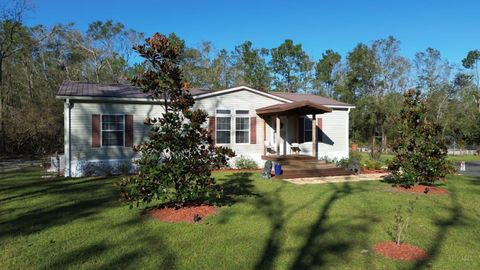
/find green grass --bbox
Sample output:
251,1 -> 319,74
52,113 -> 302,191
358,152 -> 480,164
1,168 -> 480,269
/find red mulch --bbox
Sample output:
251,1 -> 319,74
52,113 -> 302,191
362,169 -> 388,174
149,204 -> 218,223
213,168 -> 261,172
393,184 -> 448,195
374,241 -> 428,261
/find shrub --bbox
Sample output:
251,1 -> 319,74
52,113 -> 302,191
387,197 -> 418,245
235,156 -> 258,169
364,159 -> 382,170
388,90 -> 455,186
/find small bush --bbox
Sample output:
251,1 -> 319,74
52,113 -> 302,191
235,156 -> 258,169
82,162 -> 98,177
364,159 -> 383,170
387,197 -> 418,245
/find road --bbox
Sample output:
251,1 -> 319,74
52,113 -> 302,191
461,162 -> 480,177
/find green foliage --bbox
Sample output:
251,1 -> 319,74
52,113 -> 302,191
387,197 -> 418,245
269,39 -> 312,93
388,90 -> 455,186
234,156 -> 258,169
233,41 -> 271,90
363,159 -> 383,170
117,33 -> 235,207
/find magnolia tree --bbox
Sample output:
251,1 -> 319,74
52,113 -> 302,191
388,89 -> 454,186
118,33 -> 235,207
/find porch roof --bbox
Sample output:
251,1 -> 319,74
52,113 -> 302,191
256,100 -> 332,116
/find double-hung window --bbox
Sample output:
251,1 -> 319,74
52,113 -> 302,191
102,115 -> 124,146
216,110 -> 231,144
215,109 -> 250,144
235,110 -> 250,144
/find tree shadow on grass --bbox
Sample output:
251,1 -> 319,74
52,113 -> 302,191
411,178 -> 469,269
252,182 -> 375,270
0,176 -> 118,240
213,172 -> 261,206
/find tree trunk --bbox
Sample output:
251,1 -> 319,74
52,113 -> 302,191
381,126 -> 387,153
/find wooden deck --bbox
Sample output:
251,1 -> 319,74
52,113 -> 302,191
261,155 -> 353,179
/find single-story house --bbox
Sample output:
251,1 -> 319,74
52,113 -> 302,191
56,81 -> 354,177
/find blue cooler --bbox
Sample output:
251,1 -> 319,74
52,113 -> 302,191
274,163 -> 282,176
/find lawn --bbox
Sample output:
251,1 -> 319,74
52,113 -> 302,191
358,152 -> 480,164
1,168 -> 479,269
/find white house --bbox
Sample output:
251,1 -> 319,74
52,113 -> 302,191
57,81 -> 354,177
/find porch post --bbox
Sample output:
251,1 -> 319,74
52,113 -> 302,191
312,114 -> 317,158
263,118 -> 266,155
276,115 -> 280,155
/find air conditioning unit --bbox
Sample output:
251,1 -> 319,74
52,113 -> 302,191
47,154 -> 65,173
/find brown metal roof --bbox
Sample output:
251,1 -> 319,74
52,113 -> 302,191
270,92 -> 353,107
57,81 -> 214,99
256,100 -> 333,116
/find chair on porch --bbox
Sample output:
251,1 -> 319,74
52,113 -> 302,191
264,140 -> 276,154
290,142 -> 301,155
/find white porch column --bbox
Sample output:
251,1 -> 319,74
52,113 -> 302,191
312,114 -> 317,158
276,115 -> 280,155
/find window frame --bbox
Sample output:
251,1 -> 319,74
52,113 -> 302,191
234,114 -> 250,144
215,109 -> 232,145
304,116 -> 313,143
100,114 -> 125,148
214,109 -> 251,145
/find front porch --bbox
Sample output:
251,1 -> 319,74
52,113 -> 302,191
255,100 -> 351,179
260,154 -> 352,179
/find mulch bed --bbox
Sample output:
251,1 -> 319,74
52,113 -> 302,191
149,204 -> 218,223
393,184 -> 448,195
374,241 -> 428,261
361,169 -> 388,174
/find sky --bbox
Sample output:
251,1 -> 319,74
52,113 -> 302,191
23,0 -> 480,66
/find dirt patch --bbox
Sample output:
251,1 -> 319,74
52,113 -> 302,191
374,241 -> 428,261
149,204 -> 218,223
393,184 -> 448,195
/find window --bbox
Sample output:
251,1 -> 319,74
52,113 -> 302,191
235,117 -> 250,143
215,109 -> 250,144
216,109 -> 231,144
102,115 -> 124,146
304,117 -> 312,142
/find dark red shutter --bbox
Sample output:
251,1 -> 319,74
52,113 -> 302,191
317,117 -> 323,142
250,117 -> 257,144
125,114 -> 134,147
208,116 -> 216,143
298,117 -> 304,143
92,114 -> 101,148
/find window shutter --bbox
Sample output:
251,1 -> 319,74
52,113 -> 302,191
208,116 -> 216,143
317,117 -> 323,142
92,114 -> 101,148
298,117 -> 304,143
250,116 -> 257,144
125,114 -> 134,147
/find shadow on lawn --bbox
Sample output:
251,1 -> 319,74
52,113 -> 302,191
214,172 -> 261,206
411,177 -> 470,270
0,175 -> 117,240
253,182 -> 376,270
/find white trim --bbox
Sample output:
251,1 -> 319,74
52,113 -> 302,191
194,86 -> 292,103
325,105 -> 356,109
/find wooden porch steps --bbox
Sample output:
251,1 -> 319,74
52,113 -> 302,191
261,155 -> 353,179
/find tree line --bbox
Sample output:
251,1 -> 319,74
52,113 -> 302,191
1,2 -> 479,156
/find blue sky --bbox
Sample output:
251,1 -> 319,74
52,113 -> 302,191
25,0 -> 479,65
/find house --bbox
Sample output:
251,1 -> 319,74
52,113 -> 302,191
56,81 -> 355,177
